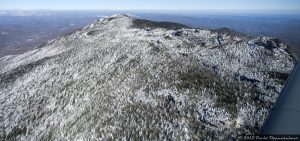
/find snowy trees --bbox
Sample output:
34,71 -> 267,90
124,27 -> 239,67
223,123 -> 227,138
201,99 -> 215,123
0,14 -> 296,140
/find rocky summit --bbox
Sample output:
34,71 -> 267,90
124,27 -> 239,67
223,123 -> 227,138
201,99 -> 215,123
0,14 -> 296,140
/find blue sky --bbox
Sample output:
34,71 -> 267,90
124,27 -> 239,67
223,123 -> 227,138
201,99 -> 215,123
1,0 -> 299,10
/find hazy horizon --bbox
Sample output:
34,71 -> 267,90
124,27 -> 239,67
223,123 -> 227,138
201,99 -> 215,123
1,9 -> 300,16
1,0 -> 300,11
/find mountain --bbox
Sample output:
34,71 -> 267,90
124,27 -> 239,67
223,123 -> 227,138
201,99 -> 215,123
0,14 -> 296,140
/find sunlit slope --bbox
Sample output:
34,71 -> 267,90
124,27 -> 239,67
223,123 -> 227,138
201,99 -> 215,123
0,14 -> 296,140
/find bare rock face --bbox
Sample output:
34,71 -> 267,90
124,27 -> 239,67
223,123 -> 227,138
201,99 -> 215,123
0,14 -> 296,140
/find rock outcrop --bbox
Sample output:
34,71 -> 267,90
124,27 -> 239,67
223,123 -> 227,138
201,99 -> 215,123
0,14 -> 296,140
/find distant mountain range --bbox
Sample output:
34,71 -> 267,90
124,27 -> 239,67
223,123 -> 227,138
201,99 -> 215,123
1,10 -> 300,59
0,14 -> 296,140
0,10 -> 106,58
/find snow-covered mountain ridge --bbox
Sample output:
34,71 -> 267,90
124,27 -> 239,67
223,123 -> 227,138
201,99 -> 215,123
0,14 -> 296,140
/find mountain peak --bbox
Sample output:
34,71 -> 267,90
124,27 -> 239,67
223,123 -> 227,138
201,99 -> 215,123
0,14 -> 296,140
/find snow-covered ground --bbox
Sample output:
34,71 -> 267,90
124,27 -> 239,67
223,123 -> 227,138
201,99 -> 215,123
0,14 -> 296,140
